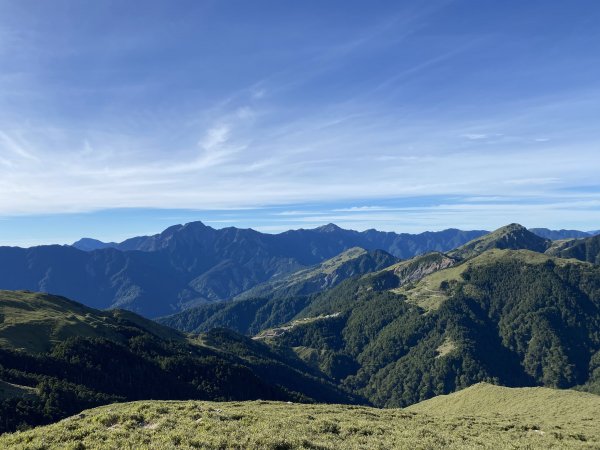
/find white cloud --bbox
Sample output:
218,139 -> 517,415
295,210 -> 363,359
334,206 -> 391,212
461,133 -> 488,140
199,124 -> 230,151
0,51 -> 598,229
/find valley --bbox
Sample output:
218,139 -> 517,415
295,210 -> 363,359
1,222 -> 599,447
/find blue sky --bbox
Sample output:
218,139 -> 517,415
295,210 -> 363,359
1,0 -> 600,246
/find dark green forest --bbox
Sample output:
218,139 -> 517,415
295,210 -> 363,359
0,293 -> 358,434
271,254 -> 600,406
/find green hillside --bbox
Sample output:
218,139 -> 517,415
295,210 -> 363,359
0,290 -> 185,353
235,247 -> 398,301
448,223 -> 551,260
546,234 -> 600,264
2,384 -> 599,449
0,291 -> 358,434
407,382 -> 600,423
391,248 -> 587,312
160,226 -> 600,409
158,248 -> 398,335
262,247 -> 600,406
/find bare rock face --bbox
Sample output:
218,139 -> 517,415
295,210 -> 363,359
392,253 -> 457,286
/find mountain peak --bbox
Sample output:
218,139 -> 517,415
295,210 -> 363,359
315,223 -> 343,233
498,223 -> 527,232
449,223 -> 550,260
182,220 -> 208,229
72,238 -> 118,251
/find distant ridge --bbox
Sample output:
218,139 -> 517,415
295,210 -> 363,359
72,237 -> 119,251
1,221 -> 487,317
72,225 -> 599,250
546,233 -> 600,264
71,221 -> 488,258
529,228 -> 593,240
6,221 -> 596,318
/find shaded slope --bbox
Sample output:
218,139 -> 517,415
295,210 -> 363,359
0,245 -> 185,317
0,222 -> 488,317
158,296 -> 313,336
0,291 -> 359,433
529,228 -> 592,240
546,234 -> 600,264
158,247 -> 398,335
235,247 -> 399,301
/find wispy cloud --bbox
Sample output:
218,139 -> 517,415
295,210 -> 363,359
461,133 -> 488,140
0,131 -> 40,162
0,0 -> 599,239
199,124 -> 230,151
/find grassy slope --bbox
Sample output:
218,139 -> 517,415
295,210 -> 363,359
0,290 -> 184,353
408,382 -> 599,423
448,223 -> 550,261
2,384 -> 599,449
392,248 -> 589,312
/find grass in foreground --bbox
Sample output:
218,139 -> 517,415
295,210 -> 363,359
2,384 -> 599,449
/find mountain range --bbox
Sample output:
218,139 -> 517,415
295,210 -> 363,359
1,222 -> 600,437
0,222 -> 487,317
3,220 -> 599,319
72,226 -> 600,252
160,224 -> 600,408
